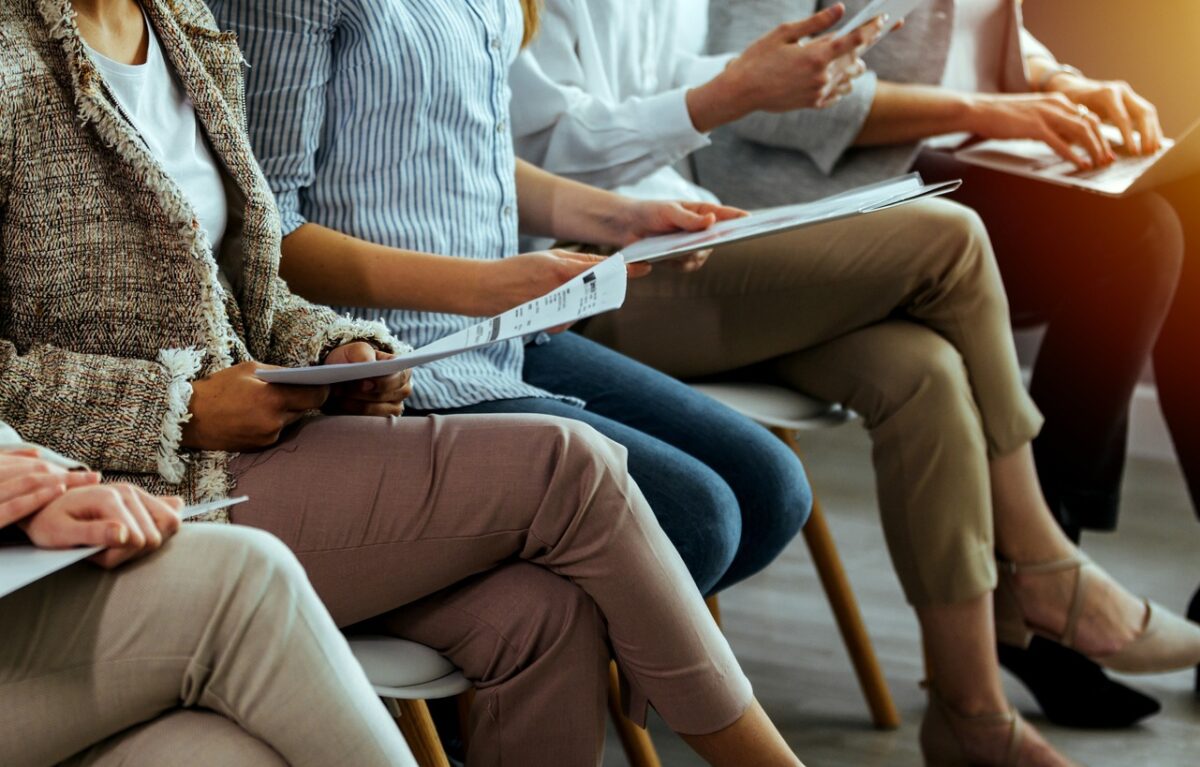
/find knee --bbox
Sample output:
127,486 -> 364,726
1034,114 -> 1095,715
548,418 -> 631,489
667,470 -> 742,595
864,332 -> 980,435
180,525 -> 309,603
1120,192 -> 1184,300
910,199 -> 992,273
738,430 -> 812,542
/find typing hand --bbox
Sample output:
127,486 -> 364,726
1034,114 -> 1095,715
322,342 -> 412,417
967,93 -> 1113,170
1044,74 -> 1163,156
21,484 -> 184,569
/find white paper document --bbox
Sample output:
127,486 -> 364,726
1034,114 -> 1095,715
619,174 -> 962,265
827,0 -> 927,44
952,119 -> 1200,198
258,255 -> 628,386
0,496 -> 249,600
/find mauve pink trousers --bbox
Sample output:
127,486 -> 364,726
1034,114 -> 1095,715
228,413 -> 751,766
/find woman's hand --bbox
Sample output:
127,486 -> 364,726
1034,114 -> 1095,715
612,199 -> 747,272
22,484 -> 183,569
471,251 -> 637,316
689,5 -> 884,131
966,92 -> 1113,169
182,362 -> 330,451
322,342 -> 412,417
1044,74 -> 1163,156
0,450 -> 100,528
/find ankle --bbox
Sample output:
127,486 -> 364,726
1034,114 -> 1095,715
928,680 -> 1009,718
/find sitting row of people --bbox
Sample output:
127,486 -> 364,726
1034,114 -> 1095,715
1,0 -> 1196,766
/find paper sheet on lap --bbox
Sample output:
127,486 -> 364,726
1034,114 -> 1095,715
261,175 -> 957,384
0,496 -> 249,599
258,255 -> 628,386
620,174 -> 962,264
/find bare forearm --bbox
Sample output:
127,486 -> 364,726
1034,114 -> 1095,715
280,223 -> 489,316
515,159 -> 632,247
854,81 -> 979,146
686,69 -> 755,134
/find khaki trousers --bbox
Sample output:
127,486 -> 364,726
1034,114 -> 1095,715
228,413 -> 752,767
582,198 -> 1043,606
0,526 -> 415,767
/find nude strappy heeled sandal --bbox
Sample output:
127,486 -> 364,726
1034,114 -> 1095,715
920,683 -> 1024,767
994,553 -> 1200,674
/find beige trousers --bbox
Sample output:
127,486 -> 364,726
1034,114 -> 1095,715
228,413 -> 752,767
0,525 -> 415,767
582,198 -> 1043,606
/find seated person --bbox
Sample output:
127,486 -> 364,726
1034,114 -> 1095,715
2,1 -> 807,763
507,0 -> 1200,763
207,0 -> 813,604
0,421 -> 418,767
703,0 -> 1200,723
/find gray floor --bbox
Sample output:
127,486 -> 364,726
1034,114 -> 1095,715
602,424 -> 1200,766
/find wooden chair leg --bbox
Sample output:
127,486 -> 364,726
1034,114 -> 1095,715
386,698 -> 450,767
607,661 -> 662,767
705,594 -> 723,629
456,689 -> 475,754
772,427 -> 902,731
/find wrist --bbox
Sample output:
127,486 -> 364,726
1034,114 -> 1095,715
467,260 -> 510,316
687,69 -> 752,134
959,92 -> 995,135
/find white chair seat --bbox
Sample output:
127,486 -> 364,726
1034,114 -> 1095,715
348,635 -> 473,700
689,382 -> 856,431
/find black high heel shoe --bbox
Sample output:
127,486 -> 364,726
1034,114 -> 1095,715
1189,583 -> 1200,701
998,637 -> 1161,729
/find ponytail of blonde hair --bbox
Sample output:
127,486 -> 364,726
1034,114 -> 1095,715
520,0 -> 540,47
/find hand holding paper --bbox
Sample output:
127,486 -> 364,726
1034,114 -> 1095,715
619,174 -> 962,264
0,496 -> 249,598
259,255 -> 629,386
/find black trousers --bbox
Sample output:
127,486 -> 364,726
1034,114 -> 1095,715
915,150 -> 1199,534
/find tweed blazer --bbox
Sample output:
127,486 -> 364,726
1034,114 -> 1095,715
0,0 -> 400,519
694,0 -> 1057,207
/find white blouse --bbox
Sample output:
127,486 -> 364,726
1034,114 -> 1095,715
509,0 -> 734,204
86,13 -> 228,255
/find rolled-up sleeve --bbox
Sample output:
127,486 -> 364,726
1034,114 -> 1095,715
1019,28 -> 1056,66
209,0 -> 336,236
509,0 -> 734,190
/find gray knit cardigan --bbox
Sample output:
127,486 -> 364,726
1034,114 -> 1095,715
0,0 -> 402,520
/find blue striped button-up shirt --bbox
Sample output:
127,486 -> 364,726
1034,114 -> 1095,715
209,0 -> 562,410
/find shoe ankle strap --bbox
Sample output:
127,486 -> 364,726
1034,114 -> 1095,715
998,551 -> 1092,576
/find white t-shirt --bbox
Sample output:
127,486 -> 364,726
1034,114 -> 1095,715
87,14 -> 228,254
926,0 -> 1009,148
510,0 -> 734,204
942,0 -> 1008,94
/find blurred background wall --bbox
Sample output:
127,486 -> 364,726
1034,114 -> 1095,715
1024,0 -> 1200,133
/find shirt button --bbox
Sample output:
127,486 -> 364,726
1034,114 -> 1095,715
490,36 -> 501,50
502,205 -> 514,218
496,120 -> 507,133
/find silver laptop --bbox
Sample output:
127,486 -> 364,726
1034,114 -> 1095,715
950,118 -> 1200,197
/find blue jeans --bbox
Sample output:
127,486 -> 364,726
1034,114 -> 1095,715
413,332 -> 812,595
